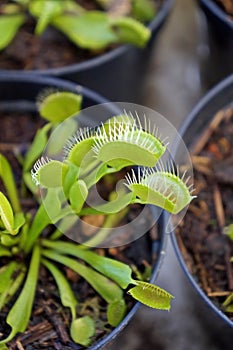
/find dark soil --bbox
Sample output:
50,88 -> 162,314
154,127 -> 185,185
176,105 -> 233,321
0,0 -> 162,71
0,110 -> 161,348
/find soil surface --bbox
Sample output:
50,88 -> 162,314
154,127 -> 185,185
0,0 -> 162,71
176,105 -> 233,322
0,109 -> 161,348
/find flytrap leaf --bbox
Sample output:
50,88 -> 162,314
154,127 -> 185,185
69,180 -> 88,213
42,258 -> 78,320
0,14 -> 25,50
64,127 -> 97,168
128,281 -> 174,310
107,298 -> 126,327
29,0 -> 64,35
37,91 -> 82,123
0,263 -> 26,311
125,168 -> 195,214
41,240 -> 134,289
0,246 -> 12,258
42,250 -> 123,303
52,11 -> 118,50
31,157 -> 68,188
132,0 -> 157,22
0,246 -> 40,345
223,293 -> 233,313
0,192 -> 15,235
110,16 -> 151,47
0,154 -> 21,213
223,224 -> 233,241
93,120 -> 166,169
70,316 -> 95,346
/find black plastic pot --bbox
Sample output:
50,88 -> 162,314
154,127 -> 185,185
199,0 -> 233,89
166,75 -> 233,347
0,73 -> 167,350
0,0 -> 174,103
200,0 -> 233,31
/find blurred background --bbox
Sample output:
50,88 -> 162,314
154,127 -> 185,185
109,0 -> 233,349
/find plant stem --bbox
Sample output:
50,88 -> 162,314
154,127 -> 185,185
80,207 -> 128,248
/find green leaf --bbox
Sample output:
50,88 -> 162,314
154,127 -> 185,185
24,188 -> 63,253
12,212 -> 25,234
29,0 -> 64,35
41,240 -> 134,288
0,234 -> 20,247
70,316 -> 95,346
93,121 -> 166,169
126,168 -> 195,214
223,293 -> 233,313
223,224 -> 233,241
0,14 -> 25,50
128,281 -> 174,310
0,264 -> 26,310
0,262 -> 18,294
47,118 -> 77,156
0,246 -> 12,258
42,258 -> 78,319
107,298 -> 126,327
0,154 -> 21,213
24,204 -> 50,254
0,192 -> 15,235
32,158 -> 68,188
23,123 -> 52,172
52,11 -> 118,50
63,163 -> 79,198
0,246 -> 40,345
65,131 -> 97,168
110,16 -> 151,47
132,0 -> 156,22
42,250 -> 123,303
69,180 -> 88,213
38,91 -> 82,123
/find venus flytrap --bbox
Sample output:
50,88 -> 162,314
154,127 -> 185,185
0,89 -> 195,347
0,0 -> 153,52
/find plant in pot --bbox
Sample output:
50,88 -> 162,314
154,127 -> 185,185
0,74 -> 194,348
0,0 -> 174,102
168,74 -> 233,347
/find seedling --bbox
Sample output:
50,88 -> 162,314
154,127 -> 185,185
0,0 -> 157,52
0,90 -> 194,347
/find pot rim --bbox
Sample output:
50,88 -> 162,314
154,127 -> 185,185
169,73 -> 233,328
0,73 -> 168,348
0,0 -> 174,76
200,0 -> 233,30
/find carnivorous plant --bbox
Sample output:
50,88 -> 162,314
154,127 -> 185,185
0,90 -> 195,347
0,0 -> 157,52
